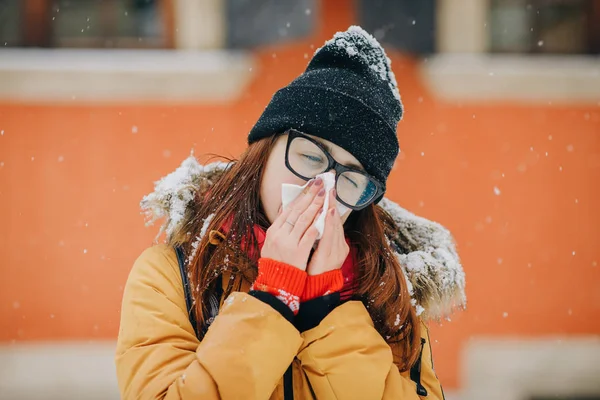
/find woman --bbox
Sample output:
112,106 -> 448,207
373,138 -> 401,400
116,26 -> 466,399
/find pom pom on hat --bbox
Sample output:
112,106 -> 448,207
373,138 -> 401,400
313,25 -> 401,106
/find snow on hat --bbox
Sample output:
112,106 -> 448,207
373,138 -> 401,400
248,25 -> 403,197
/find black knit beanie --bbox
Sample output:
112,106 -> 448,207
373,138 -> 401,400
248,25 -> 403,196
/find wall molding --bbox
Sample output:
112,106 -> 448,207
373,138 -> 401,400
460,337 -> 600,400
0,342 -> 119,399
0,48 -> 255,103
420,54 -> 600,104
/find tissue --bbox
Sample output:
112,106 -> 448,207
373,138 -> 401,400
281,172 -> 349,240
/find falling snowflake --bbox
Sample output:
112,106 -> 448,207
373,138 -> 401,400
493,186 -> 501,195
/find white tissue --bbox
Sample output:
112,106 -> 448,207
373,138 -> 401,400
281,172 -> 349,240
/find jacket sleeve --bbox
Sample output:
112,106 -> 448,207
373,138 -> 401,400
297,301 -> 445,399
115,245 -> 303,400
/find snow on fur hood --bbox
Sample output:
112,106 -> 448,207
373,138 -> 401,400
141,155 -> 466,321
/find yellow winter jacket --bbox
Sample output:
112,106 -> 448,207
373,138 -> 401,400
116,245 -> 445,399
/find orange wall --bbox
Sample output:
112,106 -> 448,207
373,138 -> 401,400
1,2 -> 599,390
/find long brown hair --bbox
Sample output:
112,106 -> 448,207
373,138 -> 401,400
180,134 -> 421,370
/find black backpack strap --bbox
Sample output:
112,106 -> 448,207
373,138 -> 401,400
409,337 -> 428,396
175,246 -> 200,339
175,246 -> 223,339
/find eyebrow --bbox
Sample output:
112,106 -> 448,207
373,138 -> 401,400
313,137 -> 365,171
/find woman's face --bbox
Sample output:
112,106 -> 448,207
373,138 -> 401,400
260,133 -> 364,225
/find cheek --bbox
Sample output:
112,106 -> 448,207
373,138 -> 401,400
260,168 -> 286,222
260,170 -> 306,223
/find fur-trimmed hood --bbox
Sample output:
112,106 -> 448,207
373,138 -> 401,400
140,155 -> 466,321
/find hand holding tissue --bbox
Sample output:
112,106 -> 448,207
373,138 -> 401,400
281,173 -> 349,240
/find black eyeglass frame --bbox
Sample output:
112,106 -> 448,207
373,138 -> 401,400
284,129 -> 384,211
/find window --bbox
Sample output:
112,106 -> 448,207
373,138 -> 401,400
357,0 -> 435,55
225,0 -> 315,49
490,0 -> 600,54
0,0 -> 21,46
0,0 -> 173,48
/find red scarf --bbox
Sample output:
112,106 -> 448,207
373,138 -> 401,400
219,217 -> 357,300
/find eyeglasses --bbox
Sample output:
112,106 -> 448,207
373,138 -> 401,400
284,129 -> 384,211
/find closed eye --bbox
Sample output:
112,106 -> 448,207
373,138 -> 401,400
302,154 -> 324,163
342,174 -> 358,188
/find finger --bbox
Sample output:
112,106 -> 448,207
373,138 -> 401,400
317,205 -> 337,252
290,187 -> 326,241
271,179 -> 316,230
331,204 -> 347,250
330,209 -> 348,263
270,205 -> 294,231
281,178 -> 323,232
329,189 -> 345,240
332,207 -> 344,241
299,225 -> 319,253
